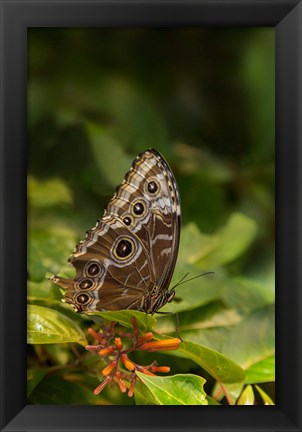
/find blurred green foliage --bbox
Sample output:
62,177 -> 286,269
27,28 -> 275,405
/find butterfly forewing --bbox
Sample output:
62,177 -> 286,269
51,148 -> 181,314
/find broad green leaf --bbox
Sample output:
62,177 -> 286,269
28,226 -> 77,282
177,223 -> 218,267
172,339 -> 245,384
255,385 -> 275,405
245,355 -> 275,384
157,300 -> 241,335
221,305 -> 275,370
179,327 -> 232,355
221,277 -> 275,316
87,310 -> 156,333
28,176 -> 72,208
237,385 -> 255,405
134,379 -> 158,405
136,373 -> 207,405
178,214 -> 257,271
27,305 -> 87,346
195,213 -> 258,269
27,369 -> 48,398
27,279 -> 61,301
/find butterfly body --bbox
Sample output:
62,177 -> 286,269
51,148 -> 181,314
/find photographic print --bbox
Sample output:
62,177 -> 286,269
27,28 -> 275,406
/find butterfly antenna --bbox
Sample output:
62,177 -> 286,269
171,271 -> 214,291
171,272 -> 190,289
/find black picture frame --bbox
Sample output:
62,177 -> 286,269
1,0 -> 301,431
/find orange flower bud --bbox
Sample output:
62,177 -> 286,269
85,345 -> 100,352
139,338 -> 181,352
98,346 -> 114,356
137,332 -> 153,344
102,360 -> 118,376
93,376 -> 111,395
115,371 -> 127,393
150,365 -> 170,373
128,378 -> 136,398
120,353 -> 136,371
114,337 -> 123,350
139,368 -> 156,376
88,328 -> 104,343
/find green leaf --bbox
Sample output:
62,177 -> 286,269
161,323 -> 232,359
134,379 -> 158,405
174,339 -> 245,384
221,305 -> 275,370
28,176 -> 73,208
86,310 -> 156,333
177,223 -> 218,267
178,214 -> 257,271
28,279 -> 61,301
28,226 -> 77,282
158,300 -> 241,335
136,373 -> 208,405
245,355 -> 275,384
27,369 -> 48,398
207,396 -> 221,405
196,213 -> 258,269
221,277 -> 275,316
27,305 -> 87,346
237,385 -> 255,405
255,385 -> 275,405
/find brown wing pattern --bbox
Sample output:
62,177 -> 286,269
51,217 -> 154,312
51,149 -> 181,313
105,149 -> 181,295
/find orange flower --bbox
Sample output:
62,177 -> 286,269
115,371 -> 127,393
128,377 -> 136,398
114,337 -> 123,350
137,332 -> 153,344
138,367 -> 156,376
88,328 -> 104,343
102,359 -> 118,376
150,365 -> 171,373
93,376 -> 111,395
120,353 -> 136,371
98,346 -> 114,356
139,338 -> 181,352
87,319 -> 179,398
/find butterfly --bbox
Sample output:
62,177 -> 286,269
51,148 -> 181,314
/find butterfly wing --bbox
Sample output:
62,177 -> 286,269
51,217 -> 155,312
51,148 -> 181,313
105,148 -> 181,297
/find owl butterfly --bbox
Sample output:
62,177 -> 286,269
51,148 -> 181,314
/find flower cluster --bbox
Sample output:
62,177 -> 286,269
85,317 -> 181,397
